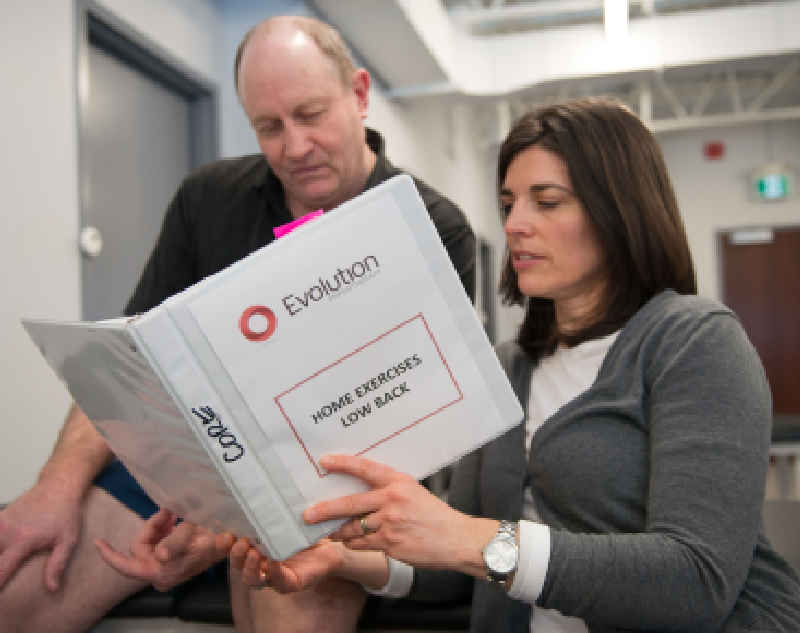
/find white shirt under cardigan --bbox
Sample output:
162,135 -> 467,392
368,332 -> 619,633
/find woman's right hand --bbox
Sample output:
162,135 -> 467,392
304,455 -> 497,579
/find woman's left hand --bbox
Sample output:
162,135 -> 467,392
304,455 -> 497,576
231,537 -> 345,594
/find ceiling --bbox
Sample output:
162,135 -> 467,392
441,0 -> 781,36
309,0 -> 800,134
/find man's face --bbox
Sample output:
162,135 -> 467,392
238,30 -> 371,213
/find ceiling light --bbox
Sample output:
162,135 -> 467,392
604,0 -> 628,43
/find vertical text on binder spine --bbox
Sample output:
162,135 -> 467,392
191,406 -> 245,463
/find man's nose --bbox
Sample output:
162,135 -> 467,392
284,123 -> 313,159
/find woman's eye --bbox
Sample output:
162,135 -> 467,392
537,200 -> 559,210
500,202 -> 513,216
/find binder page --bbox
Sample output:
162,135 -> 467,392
20,319 -> 259,542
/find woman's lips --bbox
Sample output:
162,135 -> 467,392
512,251 -> 545,270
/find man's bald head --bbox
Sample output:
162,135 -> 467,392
234,16 -> 356,97
233,15 -> 375,219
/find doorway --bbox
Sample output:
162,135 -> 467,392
77,3 -> 218,320
720,226 -> 800,424
721,226 -> 800,499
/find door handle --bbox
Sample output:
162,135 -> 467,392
80,226 -> 103,258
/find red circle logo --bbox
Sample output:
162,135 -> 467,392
239,306 -> 277,342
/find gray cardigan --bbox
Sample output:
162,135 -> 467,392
408,291 -> 800,632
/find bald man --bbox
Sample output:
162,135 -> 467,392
0,16 -> 474,633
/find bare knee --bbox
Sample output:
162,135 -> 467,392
0,488 -> 147,633
232,573 -> 367,633
0,552 -> 89,633
0,552 -> 49,623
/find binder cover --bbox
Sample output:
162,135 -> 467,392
23,175 -> 523,560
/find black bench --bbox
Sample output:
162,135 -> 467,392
106,567 -> 472,630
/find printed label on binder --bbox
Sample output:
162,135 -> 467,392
274,314 -> 463,476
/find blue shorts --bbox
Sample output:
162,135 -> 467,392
94,459 -> 224,579
94,459 -> 160,520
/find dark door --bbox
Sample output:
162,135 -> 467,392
82,42 -> 192,320
721,227 -> 800,430
78,9 -> 218,321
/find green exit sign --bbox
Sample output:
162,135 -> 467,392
751,163 -> 794,201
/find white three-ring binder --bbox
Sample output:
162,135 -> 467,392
23,175 -> 523,560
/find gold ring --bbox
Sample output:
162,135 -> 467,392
360,516 -> 371,536
256,570 -> 269,590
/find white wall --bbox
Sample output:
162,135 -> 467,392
0,0 -> 223,502
97,0 -> 223,82
659,120 -> 800,301
0,1 -> 80,503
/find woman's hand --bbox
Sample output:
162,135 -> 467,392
304,455 -> 498,578
229,537 -> 348,594
94,509 -> 234,591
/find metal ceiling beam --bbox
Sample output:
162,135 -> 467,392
726,69 -> 742,114
451,0 -> 609,26
648,105 -> 800,132
690,72 -> 719,118
746,60 -> 800,113
654,74 -> 688,120
385,81 -> 459,99
477,101 -> 800,145
449,0 -> 755,29
639,82 -> 653,124
474,64 -> 800,147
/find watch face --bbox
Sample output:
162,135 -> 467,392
485,540 -> 517,574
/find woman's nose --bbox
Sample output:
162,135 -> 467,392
504,202 -> 531,237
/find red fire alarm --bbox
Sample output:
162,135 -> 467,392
703,141 -> 725,160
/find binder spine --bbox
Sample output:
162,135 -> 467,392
129,311 -> 307,560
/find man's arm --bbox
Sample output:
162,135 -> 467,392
0,403 -> 113,590
39,403 -> 114,494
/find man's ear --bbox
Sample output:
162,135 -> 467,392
351,69 -> 371,119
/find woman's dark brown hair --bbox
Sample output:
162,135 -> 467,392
498,97 -> 697,361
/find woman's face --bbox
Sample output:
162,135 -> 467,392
502,145 -> 607,329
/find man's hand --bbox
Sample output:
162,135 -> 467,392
0,483 -> 83,592
94,508 -> 234,591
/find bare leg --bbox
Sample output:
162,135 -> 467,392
0,487 -> 148,632
230,565 -> 367,633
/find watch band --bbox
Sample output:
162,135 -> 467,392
496,521 -> 516,540
483,521 -> 519,587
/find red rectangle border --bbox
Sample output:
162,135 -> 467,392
274,314 -> 463,477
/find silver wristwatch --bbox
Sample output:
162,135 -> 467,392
482,521 -> 519,587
